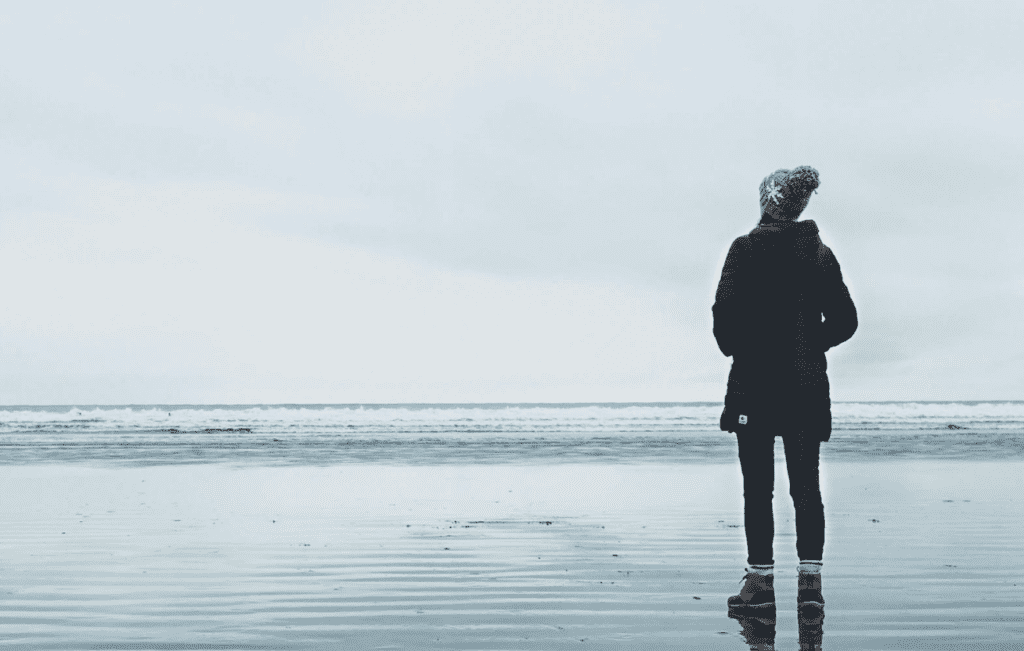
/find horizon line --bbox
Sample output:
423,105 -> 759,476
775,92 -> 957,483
0,400 -> 1021,409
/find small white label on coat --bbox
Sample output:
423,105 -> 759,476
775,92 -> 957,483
738,414 -> 748,425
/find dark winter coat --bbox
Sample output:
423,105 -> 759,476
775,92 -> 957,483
712,219 -> 857,442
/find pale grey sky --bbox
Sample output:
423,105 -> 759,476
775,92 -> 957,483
0,1 -> 1020,404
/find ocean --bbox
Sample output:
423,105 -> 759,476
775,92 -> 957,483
1,401 -> 1021,465
3,405 -> 1023,649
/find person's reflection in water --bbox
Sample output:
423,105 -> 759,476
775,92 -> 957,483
797,569 -> 824,650
798,602 -> 825,651
730,611 -> 777,651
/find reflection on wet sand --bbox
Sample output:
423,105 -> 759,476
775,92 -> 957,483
798,603 -> 825,651
731,612 -> 777,650
730,605 -> 824,651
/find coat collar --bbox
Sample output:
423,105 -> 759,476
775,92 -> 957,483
750,219 -> 819,237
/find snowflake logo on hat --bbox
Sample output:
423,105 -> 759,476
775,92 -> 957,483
765,180 -> 784,205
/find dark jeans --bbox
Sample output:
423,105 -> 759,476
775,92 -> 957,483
737,431 -> 824,566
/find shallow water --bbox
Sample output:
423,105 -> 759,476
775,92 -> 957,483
1,462 -> 1022,649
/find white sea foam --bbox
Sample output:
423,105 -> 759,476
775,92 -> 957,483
0,402 -> 1019,432
0,403 -> 1019,465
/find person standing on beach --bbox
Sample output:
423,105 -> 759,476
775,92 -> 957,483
712,166 -> 857,614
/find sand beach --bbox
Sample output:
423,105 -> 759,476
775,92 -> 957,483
1,458 -> 1021,649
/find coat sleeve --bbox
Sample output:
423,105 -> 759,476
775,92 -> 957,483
818,247 -> 858,350
712,238 -> 747,357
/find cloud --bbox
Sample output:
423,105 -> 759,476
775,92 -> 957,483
297,0 -> 648,113
1,1 -> 1022,401
0,178 -> 710,403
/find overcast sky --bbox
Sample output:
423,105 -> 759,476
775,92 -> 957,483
0,1 -> 1021,404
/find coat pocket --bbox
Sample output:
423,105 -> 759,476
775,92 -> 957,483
720,401 -> 754,433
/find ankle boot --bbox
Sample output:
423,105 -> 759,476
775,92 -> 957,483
797,571 -> 824,606
728,572 -> 776,613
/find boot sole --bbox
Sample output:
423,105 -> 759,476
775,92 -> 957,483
728,602 -> 777,619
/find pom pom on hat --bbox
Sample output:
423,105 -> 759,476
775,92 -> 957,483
759,166 -> 820,221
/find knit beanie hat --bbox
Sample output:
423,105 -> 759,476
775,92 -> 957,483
759,166 -> 820,221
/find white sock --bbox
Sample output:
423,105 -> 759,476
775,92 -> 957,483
798,560 -> 823,574
748,564 -> 774,576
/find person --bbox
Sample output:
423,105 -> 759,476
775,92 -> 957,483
713,166 -> 857,615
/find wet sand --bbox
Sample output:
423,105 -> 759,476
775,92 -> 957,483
0,460 -> 1021,649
